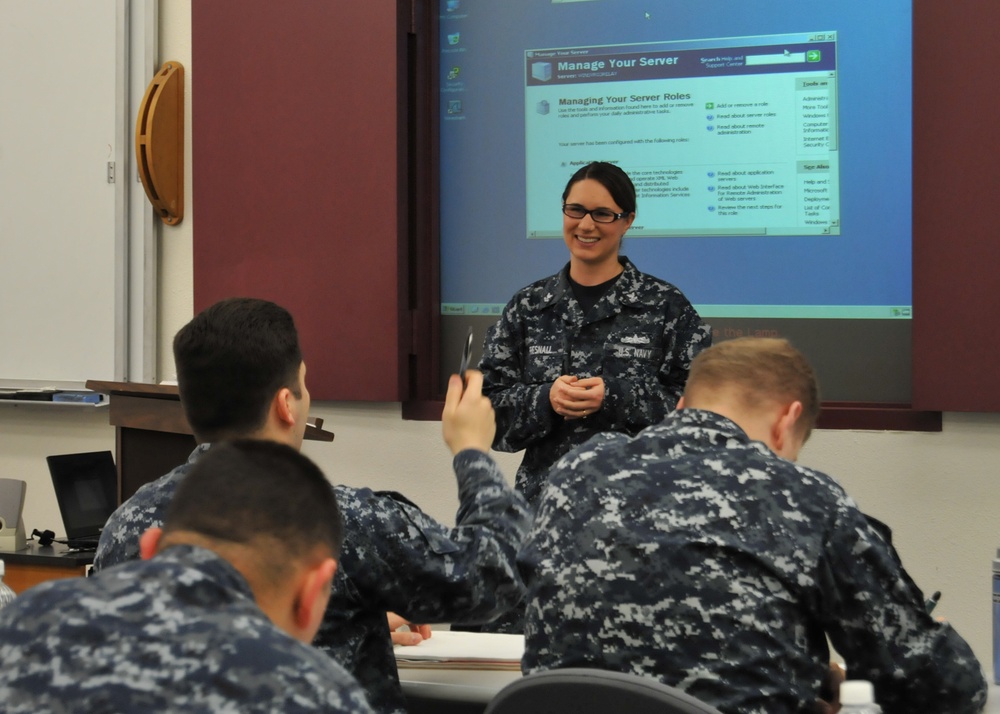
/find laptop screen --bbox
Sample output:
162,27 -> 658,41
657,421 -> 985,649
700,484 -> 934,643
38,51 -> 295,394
46,451 -> 117,540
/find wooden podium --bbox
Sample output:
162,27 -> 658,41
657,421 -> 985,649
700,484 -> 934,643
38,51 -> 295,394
85,381 -> 334,503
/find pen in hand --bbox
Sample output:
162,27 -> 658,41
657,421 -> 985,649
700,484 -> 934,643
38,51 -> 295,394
925,590 -> 941,613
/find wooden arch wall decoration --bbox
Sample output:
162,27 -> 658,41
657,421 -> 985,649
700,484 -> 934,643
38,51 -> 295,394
136,61 -> 184,225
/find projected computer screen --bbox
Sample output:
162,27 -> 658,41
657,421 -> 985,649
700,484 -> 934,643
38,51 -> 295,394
524,33 -> 840,240
439,1 -> 911,402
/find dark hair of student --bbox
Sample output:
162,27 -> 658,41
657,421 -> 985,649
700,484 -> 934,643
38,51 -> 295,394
561,161 -> 638,216
173,297 -> 303,443
164,439 -> 343,560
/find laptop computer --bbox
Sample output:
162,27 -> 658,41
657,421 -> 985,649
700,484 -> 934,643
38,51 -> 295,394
46,451 -> 118,550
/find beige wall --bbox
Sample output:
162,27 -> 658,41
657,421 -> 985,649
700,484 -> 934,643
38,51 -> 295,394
1,1 -> 995,676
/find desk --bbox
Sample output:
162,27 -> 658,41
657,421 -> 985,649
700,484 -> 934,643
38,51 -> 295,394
400,668 -> 520,705
0,542 -> 93,594
399,668 -> 1000,713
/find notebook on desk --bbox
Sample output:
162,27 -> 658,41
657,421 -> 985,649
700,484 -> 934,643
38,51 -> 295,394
394,631 -> 525,671
46,451 -> 118,550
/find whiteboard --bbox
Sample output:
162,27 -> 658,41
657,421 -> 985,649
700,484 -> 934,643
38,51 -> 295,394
0,1 -> 126,388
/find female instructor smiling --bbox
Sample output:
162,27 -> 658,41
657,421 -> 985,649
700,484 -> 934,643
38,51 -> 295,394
480,161 -> 712,510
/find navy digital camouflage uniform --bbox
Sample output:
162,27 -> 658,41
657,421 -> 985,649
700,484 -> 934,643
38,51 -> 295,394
519,409 -> 988,714
0,545 -> 373,713
481,256 -> 711,509
93,442 -> 211,571
94,445 -> 530,714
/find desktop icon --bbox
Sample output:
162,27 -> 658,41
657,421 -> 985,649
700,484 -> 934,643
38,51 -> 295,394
447,66 -> 460,80
446,0 -> 460,11
448,32 -> 461,46
447,99 -> 463,115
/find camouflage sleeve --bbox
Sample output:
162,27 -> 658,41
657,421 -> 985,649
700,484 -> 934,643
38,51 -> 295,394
817,510 -> 987,712
342,449 -> 529,623
480,302 -> 560,453
601,298 -> 712,433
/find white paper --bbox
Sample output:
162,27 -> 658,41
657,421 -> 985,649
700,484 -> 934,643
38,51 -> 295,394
393,631 -> 524,663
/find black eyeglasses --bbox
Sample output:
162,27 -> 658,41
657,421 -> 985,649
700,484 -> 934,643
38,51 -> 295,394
562,203 -> 630,223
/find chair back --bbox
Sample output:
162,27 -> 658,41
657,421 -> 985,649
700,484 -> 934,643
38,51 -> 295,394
484,668 -> 723,714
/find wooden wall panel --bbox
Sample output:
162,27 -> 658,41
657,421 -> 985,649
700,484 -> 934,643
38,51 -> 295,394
913,2 -> 1000,411
191,0 -> 406,400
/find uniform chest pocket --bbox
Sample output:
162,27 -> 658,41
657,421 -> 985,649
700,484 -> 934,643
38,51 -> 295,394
524,342 -> 565,384
603,341 -> 665,380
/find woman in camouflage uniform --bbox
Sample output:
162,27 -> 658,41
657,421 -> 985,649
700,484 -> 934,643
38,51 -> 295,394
481,161 -> 712,509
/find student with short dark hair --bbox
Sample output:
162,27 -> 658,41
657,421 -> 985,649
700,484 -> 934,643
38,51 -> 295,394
520,337 -> 987,714
95,297 -> 313,571
0,440 -> 372,713
172,296 -> 308,443
94,297 -> 530,714
162,438 -> 343,577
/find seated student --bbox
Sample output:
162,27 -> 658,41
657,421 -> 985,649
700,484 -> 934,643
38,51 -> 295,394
518,337 -> 987,714
93,298 -> 530,714
0,440 -> 372,713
